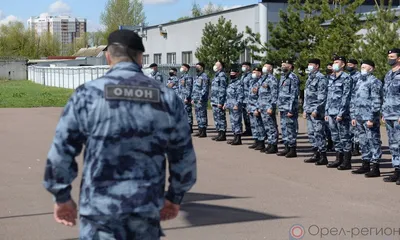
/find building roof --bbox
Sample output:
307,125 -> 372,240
73,45 -> 107,57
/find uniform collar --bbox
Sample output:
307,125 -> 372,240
106,61 -> 143,75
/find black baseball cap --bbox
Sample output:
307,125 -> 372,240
103,29 -> 145,52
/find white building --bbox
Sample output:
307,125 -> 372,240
120,0 -> 392,66
27,15 -> 87,54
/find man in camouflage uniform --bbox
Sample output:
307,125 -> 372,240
325,63 -> 334,151
325,56 -> 353,170
258,62 -> 279,154
350,60 -> 383,177
347,59 -> 362,156
210,61 -> 228,141
166,67 -> 179,95
303,58 -> 329,165
224,69 -> 244,145
382,48 -> 400,185
43,30 -> 197,239
178,63 -> 193,133
148,63 -> 164,84
241,62 -> 253,136
247,67 -> 266,151
192,62 -> 209,138
277,59 -> 300,158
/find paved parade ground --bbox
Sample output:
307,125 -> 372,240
1,108 -> 400,240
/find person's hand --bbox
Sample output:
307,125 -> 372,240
267,109 -> 273,115
54,199 -> 77,227
367,120 -> 373,128
381,116 -> 385,123
160,199 -> 180,221
191,100 -> 194,104
351,119 -> 357,127
233,105 -> 238,110
223,104 -> 226,110
302,112 -> 306,119
287,112 -> 293,118
311,112 -> 317,118
336,116 -> 342,121
325,116 -> 329,121
184,99 -> 188,104
254,110 -> 259,116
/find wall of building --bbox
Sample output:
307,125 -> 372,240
0,60 -> 28,80
141,5 -> 259,65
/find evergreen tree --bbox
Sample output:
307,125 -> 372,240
195,16 -> 245,72
353,0 -> 400,80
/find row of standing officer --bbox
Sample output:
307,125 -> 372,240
303,49 -> 400,185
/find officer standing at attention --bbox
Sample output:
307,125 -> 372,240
303,58 -> 329,165
224,69 -> 244,145
43,29 -> 197,239
347,59 -> 362,156
148,63 -> 164,84
325,56 -> 353,170
192,62 -> 209,138
382,48 -> 400,185
258,62 -> 279,154
166,67 -> 179,95
277,59 -> 300,158
210,60 -> 228,141
325,63 -> 334,151
178,63 -> 194,133
247,67 -> 266,151
350,60 -> 383,177
240,62 -> 253,136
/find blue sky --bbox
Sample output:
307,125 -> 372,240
0,0 -> 258,31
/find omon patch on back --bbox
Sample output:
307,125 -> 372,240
104,85 -> 160,103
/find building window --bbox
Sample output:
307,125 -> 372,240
154,54 -> 162,64
167,53 -> 176,64
182,51 -> 192,64
143,55 -> 149,65
239,48 -> 252,63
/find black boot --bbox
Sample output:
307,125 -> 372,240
215,131 -> 226,141
351,161 -> 370,174
285,146 -> 297,158
327,138 -> 334,152
199,128 -> 207,138
231,134 -> 242,145
326,152 -> 343,168
266,144 -> 278,154
304,148 -> 320,163
277,145 -> 289,156
193,129 -> 201,137
248,140 -> 258,149
315,152 -> 328,165
190,124 -> 193,134
352,143 -> 361,156
254,141 -> 265,151
383,168 -> 400,183
227,134 -> 236,144
337,151 -> 352,170
261,144 -> 271,153
365,163 -> 380,178
212,131 -> 221,140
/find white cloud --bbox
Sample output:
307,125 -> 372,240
142,0 -> 178,4
0,10 -> 20,25
48,0 -> 71,14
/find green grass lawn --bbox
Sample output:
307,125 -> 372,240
0,80 -> 73,108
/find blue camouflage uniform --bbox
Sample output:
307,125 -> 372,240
258,73 -> 279,145
351,73 -> 382,163
248,76 -> 266,141
192,71 -> 209,129
149,71 -> 164,84
167,75 -> 179,95
349,71 -> 362,145
304,71 -> 328,153
325,74 -> 333,142
241,72 -> 252,132
178,73 -> 193,127
277,72 -> 300,147
225,76 -> 244,134
210,70 -> 228,132
325,71 -> 352,153
382,69 -> 400,169
43,62 -> 197,239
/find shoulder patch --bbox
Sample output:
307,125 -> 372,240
104,85 -> 160,103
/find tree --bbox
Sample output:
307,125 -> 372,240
88,31 -> 105,46
202,2 -> 224,15
195,16 -> 245,72
100,0 -> 146,40
353,0 -> 400,80
171,1 -> 224,22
